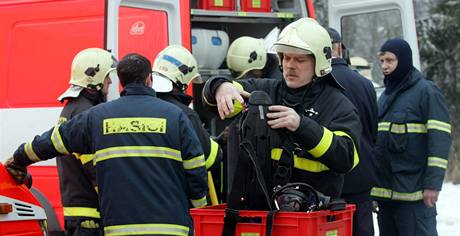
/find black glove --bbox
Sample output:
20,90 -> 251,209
4,156 -> 27,185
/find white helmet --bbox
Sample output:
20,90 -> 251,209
226,36 -> 267,79
272,18 -> 332,77
152,45 -> 199,92
58,48 -> 117,101
350,56 -> 373,81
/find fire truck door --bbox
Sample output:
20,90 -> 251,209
105,0 -> 188,100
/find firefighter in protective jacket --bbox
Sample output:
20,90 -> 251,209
5,53 -> 208,236
203,18 -> 361,199
56,48 -> 116,235
371,38 -> 451,236
151,45 -> 222,172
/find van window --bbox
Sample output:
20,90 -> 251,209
341,9 -> 403,84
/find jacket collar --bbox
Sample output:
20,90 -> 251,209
379,68 -> 422,118
157,91 -> 193,106
331,57 -> 348,66
120,84 -> 156,97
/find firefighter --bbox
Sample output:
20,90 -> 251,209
4,53 -> 208,236
327,27 -> 378,236
151,45 -> 222,202
371,38 -> 451,236
203,18 -> 361,199
226,36 -> 267,79
56,48 -> 116,235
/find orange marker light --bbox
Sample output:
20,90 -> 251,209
0,203 -> 13,214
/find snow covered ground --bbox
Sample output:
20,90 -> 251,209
373,182 -> 460,235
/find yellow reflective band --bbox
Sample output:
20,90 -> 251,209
427,120 -> 451,134
94,146 -> 181,164
378,122 -> 427,133
191,196 -> 207,208
271,148 -> 329,172
333,131 -> 359,169
183,155 -> 206,170
74,153 -> 95,165
370,187 -> 392,199
371,187 -> 423,201
24,143 -> 41,162
63,207 -> 100,218
308,127 -> 333,158
94,186 -> 98,194
205,139 -> 219,170
393,191 -> 423,201
51,125 -> 70,155
104,223 -> 189,236
103,117 -> 167,135
427,156 -> 448,169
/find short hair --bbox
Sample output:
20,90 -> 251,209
117,53 -> 152,87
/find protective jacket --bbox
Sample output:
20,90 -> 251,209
203,75 -> 361,198
56,90 -> 102,222
331,58 -> 378,195
157,91 -> 221,170
371,68 -> 451,201
13,84 -> 208,236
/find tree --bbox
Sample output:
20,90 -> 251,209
418,0 -> 460,183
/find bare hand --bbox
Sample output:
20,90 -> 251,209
423,189 -> 439,207
4,157 -> 27,185
266,105 -> 301,131
215,82 -> 250,120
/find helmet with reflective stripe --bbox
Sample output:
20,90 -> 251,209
272,18 -> 332,77
69,48 -> 117,90
151,45 -> 199,93
226,36 -> 267,80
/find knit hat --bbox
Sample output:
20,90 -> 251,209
380,38 -> 413,81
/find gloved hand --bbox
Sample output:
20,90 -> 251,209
80,220 -> 100,229
4,157 -> 27,185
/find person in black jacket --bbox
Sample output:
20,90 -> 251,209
327,27 -> 378,236
371,38 -> 451,236
151,45 -> 222,204
203,18 -> 361,200
4,53 -> 207,236
55,48 -> 117,236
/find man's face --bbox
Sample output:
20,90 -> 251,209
379,52 -> 398,76
282,53 -> 315,88
101,75 -> 113,97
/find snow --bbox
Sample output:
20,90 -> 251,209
373,182 -> 460,235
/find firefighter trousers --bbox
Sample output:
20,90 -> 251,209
377,200 -> 437,236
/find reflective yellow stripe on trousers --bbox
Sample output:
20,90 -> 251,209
94,146 -> 182,164
104,223 -> 189,236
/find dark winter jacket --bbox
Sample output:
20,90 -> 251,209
203,75 -> 361,198
13,84 -> 207,236
331,58 -> 378,195
371,68 -> 451,202
56,90 -> 103,221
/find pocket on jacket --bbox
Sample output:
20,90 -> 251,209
386,111 -> 409,153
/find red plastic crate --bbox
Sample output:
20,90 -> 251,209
240,0 -> 271,12
191,204 -> 355,236
198,0 -> 235,11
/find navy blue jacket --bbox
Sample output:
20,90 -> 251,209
14,84 -> 208,236
331,58 -> 378,194
371,69 -> 451,202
